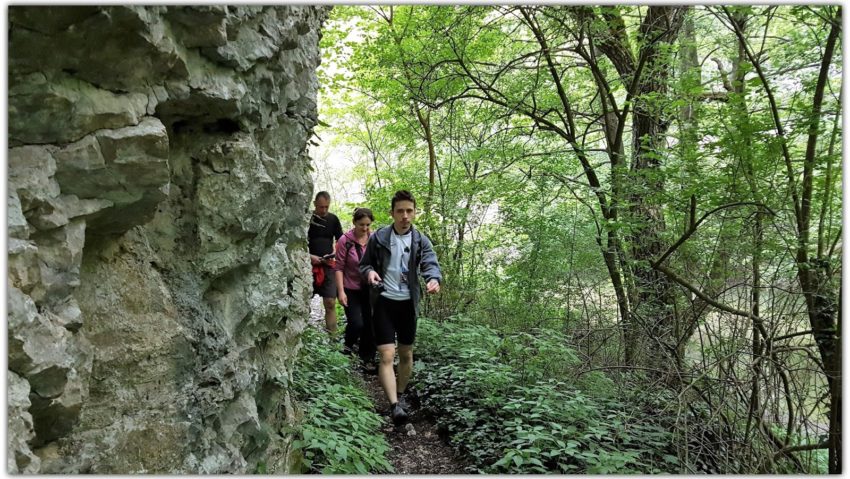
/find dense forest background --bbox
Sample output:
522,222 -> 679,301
308,5 -> 841,474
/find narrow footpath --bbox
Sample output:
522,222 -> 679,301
309,297 -> 471,474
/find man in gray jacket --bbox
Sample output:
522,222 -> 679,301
359,190 -> 442,425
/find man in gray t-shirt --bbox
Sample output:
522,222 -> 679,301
360,190 -> 443,425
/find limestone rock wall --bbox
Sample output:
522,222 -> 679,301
7,6 -> 328,473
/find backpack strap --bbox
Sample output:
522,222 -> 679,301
342,232 -> 364,263
347,238 -> 363,260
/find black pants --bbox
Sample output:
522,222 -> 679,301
343,287 -> 376,363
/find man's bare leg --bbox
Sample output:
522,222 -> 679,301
377,344 -> 398,404
396,344 -> 413,395
323,297 -> 337,333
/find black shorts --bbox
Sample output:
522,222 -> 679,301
372,296 -> 416,346
312,264 -> 337,299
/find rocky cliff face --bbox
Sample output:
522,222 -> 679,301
7,6 -> 328,473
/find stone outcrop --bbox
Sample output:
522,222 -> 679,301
8,5 -> 328,473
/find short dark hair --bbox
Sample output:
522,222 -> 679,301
391,190 -> 416,210
315,191 -> 330,202
353,207 -> 374,222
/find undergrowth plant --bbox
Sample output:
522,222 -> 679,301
290,327 -> 393,474
413,317 -> 679,473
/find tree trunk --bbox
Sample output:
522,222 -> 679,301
415,107 -> 437,222
570,6 -> 685,368
795,10 -> 841,471
623,6 -> 685,371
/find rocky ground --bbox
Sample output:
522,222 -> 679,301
308,296 -> 471,474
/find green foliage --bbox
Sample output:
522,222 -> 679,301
320,5 -> 841,473
290,328 -> 393,474
413,318 -> 678,473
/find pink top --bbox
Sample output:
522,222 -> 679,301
333,230 -> 369,291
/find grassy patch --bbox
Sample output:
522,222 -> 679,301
413,317 -> 678,473
291,327 -> 393,474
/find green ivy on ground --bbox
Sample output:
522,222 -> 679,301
290,327 -> 393,474
413,317 -> 679,473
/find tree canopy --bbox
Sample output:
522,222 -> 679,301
316,5 -> 842,473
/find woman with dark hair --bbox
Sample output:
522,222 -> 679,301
333,207 -> 378,373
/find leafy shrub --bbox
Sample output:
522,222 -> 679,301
291,327 -> 393,474
413,318 -> 678,473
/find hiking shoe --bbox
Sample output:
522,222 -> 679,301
361,363 -> 379,376
398,389 -> 420,412
398,392 -> 413,412
390,402 -> 408,425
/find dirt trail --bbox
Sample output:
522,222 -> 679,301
361,370 -> 472,474
308,296 -> 472,474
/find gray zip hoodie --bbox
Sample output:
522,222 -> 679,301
359,225 -> 443,318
